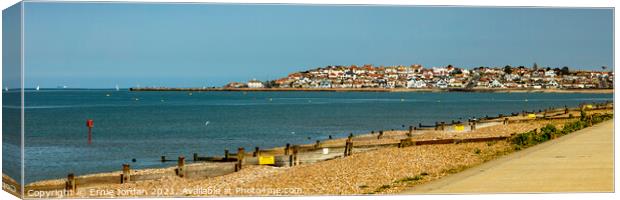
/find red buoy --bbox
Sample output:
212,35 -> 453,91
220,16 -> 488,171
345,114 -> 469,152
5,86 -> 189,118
86,119 -> 94,144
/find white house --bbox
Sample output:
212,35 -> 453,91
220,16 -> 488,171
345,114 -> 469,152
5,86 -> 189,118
545,80 -> 559,88
435,79 -> 449,89
318,80 -> 332,88
407,79 -> 427,88
489,79 -> 504,88
247,79 -> 264,88
544,70 -> 556,78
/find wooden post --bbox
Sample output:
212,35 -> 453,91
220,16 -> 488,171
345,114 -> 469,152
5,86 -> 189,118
347,140 -> 353,156
161,155 -> 166,162
440,122 -> 445,131
315,140 -> 321,148
65,173 -> 76,194
435,122 -> 439,130
343,138 -> 353,157
284,143 -> 290,155
419,123 -> 422,128
565,106 -> 569,114
193,153 -> 198,161
344,139 -> 350,157
288,155 -> 294,167
87,127 -> 92,145
237,147 -> 245,170
121,164 -> 130,184
377,131 -> 383,139
408,126 -> 413,137
86,119 -> 94,145
224,149 -> 229,161
177,156 -> 186,177
292,145 -> 299,166
253,146 -> 259,157
503,118 -> 509,125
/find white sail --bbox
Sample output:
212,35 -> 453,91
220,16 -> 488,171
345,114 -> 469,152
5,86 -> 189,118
36,85 -> 40,91
116,84 -> 120,91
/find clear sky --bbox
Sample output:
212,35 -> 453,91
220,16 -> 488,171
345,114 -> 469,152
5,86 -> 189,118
19,2 -> 613,88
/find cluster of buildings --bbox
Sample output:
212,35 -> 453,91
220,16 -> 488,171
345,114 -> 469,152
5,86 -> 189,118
226,64 -> 613,89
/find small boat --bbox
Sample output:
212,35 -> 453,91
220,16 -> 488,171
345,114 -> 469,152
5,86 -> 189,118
115,84 -> 120,91
36,85 -> 40,91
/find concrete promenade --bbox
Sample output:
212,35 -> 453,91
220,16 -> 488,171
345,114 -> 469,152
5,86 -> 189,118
404,120 -> 614,194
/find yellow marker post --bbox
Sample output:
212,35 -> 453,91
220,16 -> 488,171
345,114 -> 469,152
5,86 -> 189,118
528,114 -> 536,119
454,125 -> 465,131
258,156 -> 275,165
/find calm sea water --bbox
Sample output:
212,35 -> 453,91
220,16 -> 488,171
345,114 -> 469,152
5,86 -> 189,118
3,90 -> 613,183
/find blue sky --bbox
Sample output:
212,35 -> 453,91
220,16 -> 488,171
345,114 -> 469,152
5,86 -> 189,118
18,3 -> 613,88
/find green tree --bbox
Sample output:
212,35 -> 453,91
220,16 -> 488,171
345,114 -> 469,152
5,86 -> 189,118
503,65 -> 513,74
561,66 -> 570,75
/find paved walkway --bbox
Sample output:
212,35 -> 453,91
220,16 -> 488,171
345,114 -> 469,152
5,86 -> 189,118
404,120 -> 614,194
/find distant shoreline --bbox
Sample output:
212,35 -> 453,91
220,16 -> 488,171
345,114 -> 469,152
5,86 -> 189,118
129,87 -> 613,94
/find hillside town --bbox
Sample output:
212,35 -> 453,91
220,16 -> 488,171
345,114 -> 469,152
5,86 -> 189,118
226,63 -> 613,89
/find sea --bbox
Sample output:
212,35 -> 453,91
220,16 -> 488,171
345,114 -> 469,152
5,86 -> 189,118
1,89 -> 613,183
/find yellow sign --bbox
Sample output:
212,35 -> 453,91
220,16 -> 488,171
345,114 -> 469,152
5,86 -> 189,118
586,104 -> 593,109
454,125 -> 465,131
528,114 -> 536,119
258,156 -> 275,165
